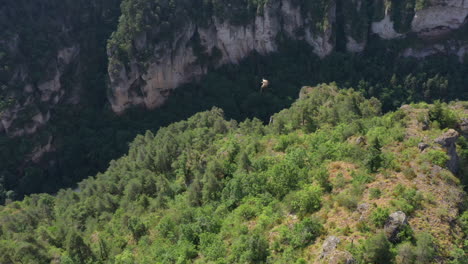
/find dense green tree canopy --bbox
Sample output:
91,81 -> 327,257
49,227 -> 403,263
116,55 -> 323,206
1,84 -> 467,263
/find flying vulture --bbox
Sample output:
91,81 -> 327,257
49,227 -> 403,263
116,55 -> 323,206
260,79 -> 269,92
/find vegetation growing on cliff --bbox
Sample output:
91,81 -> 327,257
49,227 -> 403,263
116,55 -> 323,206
2,0 -> 468,217
0,0 -> 120,86
106,0 -> 335,68
389,0 -> 416,32
107,0 -> 265,68
2,36 -> 468,203
0,84 -> 467,263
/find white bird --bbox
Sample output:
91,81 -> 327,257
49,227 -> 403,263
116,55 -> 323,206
260,79 -> 269,92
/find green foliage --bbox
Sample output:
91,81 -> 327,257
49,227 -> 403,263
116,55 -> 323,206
4,37 -> 468,200
369,188 -> 382,199
458,136 -> 468,186
363,232 -> 394,264
0,83 -> 465,263
279,217 -> 323,249
389,0 -> 416,33
199,233 -> 226,261
460,211 -> 468,235
366,137 -> 384,173
403,167 -> 417,180
230,232 -> 269,263
235,198 -> 262,220
284,185 -> 323,217
266,160 -> 302,198
391,185 -> 424,215
311,166 -> 332,192
422,149 -> 449,168
414,233 -> 436,263
415,0 -> 429,10
396,242 -> 416,264
335,190 -> 360,210
397,224 -> 415,243
370,207 -> 390,227
393,233 -> 436,264
107,0 -> 271,67
114,250 -> 135,264
66,230 -> 93,263
449,248 -> 468,264
429,101 -> 458,129
271,84 -> 382,135
127,216 -> 147,240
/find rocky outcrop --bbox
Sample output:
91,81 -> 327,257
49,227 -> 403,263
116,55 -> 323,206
320,236 -> 341,258
411,0 -> 468,37
0,0 -> 120,137
403,42 -> 468,62
384,211 -> 408,242
418,142 -> 430,152
460,118 -> 468,138
0,45 -> 78,137
357,203 -> 370,214
372,15 -> 404,39
2,0 -> 468,129
30,136 -> 54,163
108,0 -> 336,113
319,236 -> 355,264
346,37 -> 366,53
355,136 -> 366,145
435,129 -> 460,173
108,0 -> 468,113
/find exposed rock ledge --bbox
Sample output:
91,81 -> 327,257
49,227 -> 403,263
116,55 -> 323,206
1,45 -> 79,137
435,129 -> 460,174
108,0 -> 468,114
412,3 -> 468,37
108,0 -> 335,114
372,15 -> 404,39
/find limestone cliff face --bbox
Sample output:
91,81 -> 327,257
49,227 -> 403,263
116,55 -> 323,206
0,0 -> 120,138
372,0 -> 468,39
435,129 -> 460,174
0,44 -> 79,137
372,14 -> 404,39
3,0 -> 468,127
108,0 -> 468,113
411,0 -> 468,37
108,0 -> 336,114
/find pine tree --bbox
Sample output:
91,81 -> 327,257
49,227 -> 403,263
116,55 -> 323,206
366,137 -> 383,173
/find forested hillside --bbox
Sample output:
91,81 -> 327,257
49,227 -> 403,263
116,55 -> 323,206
1,0 -> 468,202
1,1 -> 468,263
1,84 -> 467,263
2,36 -> 468,203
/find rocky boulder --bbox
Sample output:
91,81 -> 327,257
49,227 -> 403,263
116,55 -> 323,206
355,136 -> 366,145
357,203 -> 370,214
411,0 -> 468,38
418,142 -> 430,152
384,211 -> 408,242
434,129 -> 460,174
460,118 -> 468,138
325,251 -> 356,264
320,236 -> 341,258
319,236 -> 355,264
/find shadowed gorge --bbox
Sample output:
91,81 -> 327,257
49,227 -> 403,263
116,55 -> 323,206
2,41 -> 468,200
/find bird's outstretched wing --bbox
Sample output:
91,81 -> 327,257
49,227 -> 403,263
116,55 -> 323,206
261,79 -> 269,90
